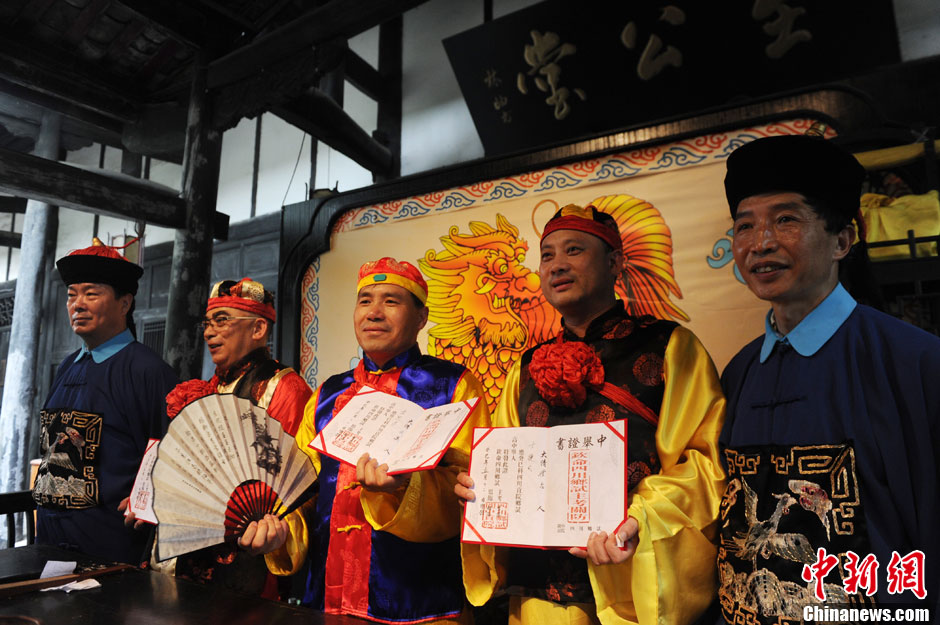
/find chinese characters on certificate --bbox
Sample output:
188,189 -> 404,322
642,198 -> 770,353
310,386 -> 480,474
126,438 -> 160,525
462,420 -> 626,549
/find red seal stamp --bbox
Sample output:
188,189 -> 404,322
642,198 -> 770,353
481,501 -> 509,529
332,429 -> 362,452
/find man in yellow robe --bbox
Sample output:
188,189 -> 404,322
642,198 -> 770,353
457,205 -> 726,625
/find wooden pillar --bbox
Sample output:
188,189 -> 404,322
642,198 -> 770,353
163,50 -> 222,380
320,41 -> 346,108
121,149 -> 143,178
0,111 -> 60,502
375,15 -> 402,181
251,116 -> 262,217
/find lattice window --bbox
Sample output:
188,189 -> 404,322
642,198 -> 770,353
141,319 -> 166,355
0,294 -> 14,326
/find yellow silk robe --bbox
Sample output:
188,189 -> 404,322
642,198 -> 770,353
461,326 -> 726,625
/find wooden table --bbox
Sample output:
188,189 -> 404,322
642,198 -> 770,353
0,544 -> 361,624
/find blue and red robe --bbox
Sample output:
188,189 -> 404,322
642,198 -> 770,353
296,345 -> 484,623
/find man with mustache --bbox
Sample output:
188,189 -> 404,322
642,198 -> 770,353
32,238 -> 179,563
716,135 -> 940,623
246,257 -> 491,623
456,205 -> 727,625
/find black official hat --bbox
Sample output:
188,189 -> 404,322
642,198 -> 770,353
724,135 -> 866,223
56,237 -> 143,295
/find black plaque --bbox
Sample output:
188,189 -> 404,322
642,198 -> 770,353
444,0 -> 899,155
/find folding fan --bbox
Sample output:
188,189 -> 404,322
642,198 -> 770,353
152,394 -> 317,561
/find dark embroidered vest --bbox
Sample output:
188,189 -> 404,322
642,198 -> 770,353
223,347 -> 285,403
507,302 -> 676,604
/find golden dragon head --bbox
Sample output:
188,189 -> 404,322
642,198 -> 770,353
419,214 -> 549,351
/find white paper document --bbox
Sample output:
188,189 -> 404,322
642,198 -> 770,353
40,561 -> 76,579
461,420 -> 627,549
309,386 -> 480,474
126,438 -> 160,525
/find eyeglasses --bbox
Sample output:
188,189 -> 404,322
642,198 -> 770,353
199,315 -> 258,332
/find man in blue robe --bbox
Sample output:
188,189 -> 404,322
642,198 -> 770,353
247,257 -> 491,624
32,238 -> 179,563
716,135 -> 939,623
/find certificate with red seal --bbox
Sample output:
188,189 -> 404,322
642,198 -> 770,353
461,420 -> 626,549
126,438 -> 160,525
309,385 -> 481,474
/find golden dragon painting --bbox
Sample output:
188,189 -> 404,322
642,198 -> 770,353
418,194 -> 687,413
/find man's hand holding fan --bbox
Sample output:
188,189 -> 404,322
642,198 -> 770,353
151,394 -> 317,561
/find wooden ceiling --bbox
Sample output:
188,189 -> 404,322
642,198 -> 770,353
0,0 -> 424,169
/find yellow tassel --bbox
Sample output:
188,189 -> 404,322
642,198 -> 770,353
343,481 -> 360,490
336,524 -> 363,533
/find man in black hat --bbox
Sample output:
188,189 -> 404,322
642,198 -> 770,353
32,238 -> 179,563
717,135 -> 939,623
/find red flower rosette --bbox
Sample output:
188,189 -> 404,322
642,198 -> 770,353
166,376 -> 219,418
529,341 -> 605,409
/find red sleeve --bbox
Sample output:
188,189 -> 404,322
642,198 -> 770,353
266,372 -> 313,437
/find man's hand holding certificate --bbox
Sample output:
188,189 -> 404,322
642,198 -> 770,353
309,386 -> 480,474
461,421 -> 626,549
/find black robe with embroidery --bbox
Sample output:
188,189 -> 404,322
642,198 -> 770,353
718,305 -> 940,623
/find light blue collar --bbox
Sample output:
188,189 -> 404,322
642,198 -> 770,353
759,283 -> 857,363
75,328 -> 135,364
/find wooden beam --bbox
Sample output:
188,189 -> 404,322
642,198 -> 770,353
121,149 -> 142,178
135,38 -> 181,84
0,112 -> 37,142
208,0 -> 429,89
0,38 -> 140,123
320,40 -> 347,107
253,0 -> 294,32
0,231 -> 21,248
106,17 -> 148,60
0,197 -> 26,213
189,0 -> 255,30
11,0 -> 56,25
121,104 -> 187,163
374,16 -> 402,181
0,94 -> 118,155
210,42 -> 344,131
65,0 -> 114,46
0,145 -> 184,227
0,78 -> 124,138
112,0 -> 210,50
345,49 -> 387,101
273,86 -> 393,176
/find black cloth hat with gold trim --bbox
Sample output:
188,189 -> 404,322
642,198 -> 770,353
56,237 -> 143,295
